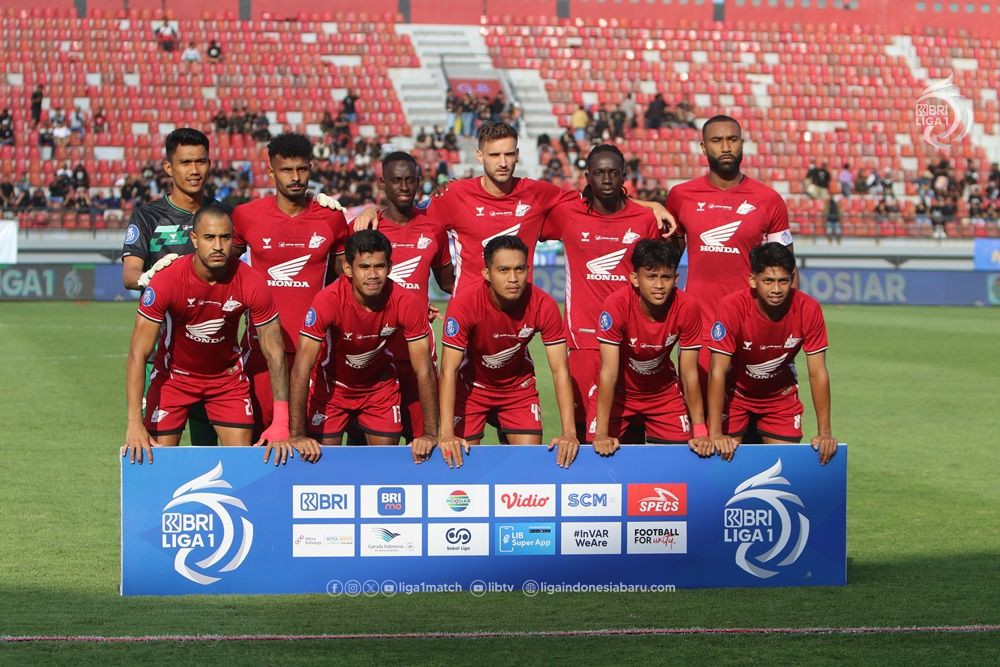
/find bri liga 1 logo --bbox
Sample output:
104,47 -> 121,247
915,72 -> 973,150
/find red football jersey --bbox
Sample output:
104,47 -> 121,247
232,196 -> 349,353
595,285 -> 702,394
707,288 -> 828,397
666,175 -> 792,328
138,255 -> 278,376
442,280 -> 567,389
428,177 -> 578,294
541,198 -> 660,350
300,276 -> 430,389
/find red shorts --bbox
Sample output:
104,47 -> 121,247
144,366 -> 253,435
308,377 -> 403,441
244,348 -> 297,438
568,348 -> 599,427
454,378 -> 543,441
725,386 -> 804,441
587,381 -> 692,443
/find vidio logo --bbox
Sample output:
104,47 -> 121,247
724,459 -> 809,579
161,462 -> 253,585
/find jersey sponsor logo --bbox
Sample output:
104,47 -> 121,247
445,317 -> 459,337
304,307 -> 317,327
308,233 -> 326,249
481,223 -> 522,246
515,201 -> 531,217
142,288 -> 156,307
150,224 -> 187,253
627,483 -> 687,516
517,325 -> 534,339
622,228 -> 641,244
417,234 -> 432,250
746,353 -> 789,380
599,311 -> 613,331
221,297 -> 242,312
345,340 -> 387,369
124,224 -> 140,245
185,318 -> 226,343
699,220 -> 742,253
585,247 -> 628,281
481,342 -> 522,369
266,255 -> 311,287
388,255 -> 422,289
711,321 -> 727,341
737,200 -> 757,215
783,335 -> 802,348
628,351 -> 666,376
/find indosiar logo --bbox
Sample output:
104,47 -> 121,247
160,462 -> 253,585
724,459 -> 808,579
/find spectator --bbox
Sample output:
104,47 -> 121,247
0,109 -> 13,146
341,90 -> 358,123
30,85 -> 43,129
181,41 -> 201,63
29,189 -> 47,210
805,161 -> 831,201
988,162 -> 1000,197
590,105 -> 610,140
459,91 -> 477,137
311,139 -> 331,162
837,163 -> 853,197
72,162 -> 89,189
92,107 -> 108,133
443,127 -> 458,152
489,91 -> 507,122
68,106 -> 85,137
0,180 -> 13,208
65,186 -> 92,210
621,93 -> 636,130
914,200 -> 931,227
675,97 -> 696,129
207,40 -> 223,62
558,126 -> 579,167
155,20 -> 178,52
38,121 -> 54,147
52,120 -> 71,147
251,112 -> 271,143
644,93 -> 666,129
444,87 -> 458,133
507,105 -> 522,134
610,104 -> 626,139
211,109 -> 229,133
319,110 -> 335,135
879,168 -> 894,199
825,195 -> 842,245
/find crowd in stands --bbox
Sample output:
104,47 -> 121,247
444,88 -> 522,138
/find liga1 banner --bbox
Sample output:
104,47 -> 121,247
120,444 -> 847,596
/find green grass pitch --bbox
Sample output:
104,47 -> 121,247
0,302 -> 997,663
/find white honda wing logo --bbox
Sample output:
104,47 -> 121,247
481,343 -> 522,369
185,318 -> 226,343
481,224 -> 522,246
699,220 -> 742,254
388,255 -> 422,289
628,351 -> 666,375
266,255 -> 311,287
345,340 -> 387,369
585,248 -> 628,280
746,353 -> 788,380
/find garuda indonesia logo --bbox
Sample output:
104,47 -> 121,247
724,459 -> 808,579
161,462 -> 253,585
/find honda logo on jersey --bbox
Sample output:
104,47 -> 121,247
388,256 -> 422,290
481,343 -> 522,370
481,224 -> 522,246
266,255 -> 311,287
628,351 -> 666,376
746,353 -> 789,380
585,248 -> 628,281
345,340 -> 387,369
699,221 -> 742,254
185,318 -> 226,344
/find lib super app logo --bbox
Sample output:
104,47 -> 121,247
627,483 -> 687,516
160,462 -> 253,585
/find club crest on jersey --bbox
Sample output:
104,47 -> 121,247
445,317 -> 459,337
304,307 -> 317,327
599,311 -> 613,331
515,201 -> 531,217
783,335 -> 802,348
664,333 -> 678,347
417,235 -> 432,250
142,288 -> 156,307
379,325 -> 398,337
308,233 -> 326,249
622,228 -> 641,244
124,224 -> 140,245
517,325 -> 534,339
737,200 -> 756,215
711,322 -> 727,341
221,298 -> 242,313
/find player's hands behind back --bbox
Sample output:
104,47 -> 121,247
137,253 -> 179,288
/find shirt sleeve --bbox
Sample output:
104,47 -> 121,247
595,292 -> 625,345
136,270 -> 170,323
432,228 -> 452,268
244,269 -> 279,327
538,292 -> 568,345
665,188 -> 686,237
231,204 -> 249,248
325,210 -> 349,255
801,295 -> 829,355
764,194 -> 793,245
301,289 -> 335,342
398,290 -> 431,341
441,294 -> 469,351
538,200 -> 566,242
707,297 -> 739,356
121,209 -> 150,261
540,182 -> 580,217
677,295 -> 703,350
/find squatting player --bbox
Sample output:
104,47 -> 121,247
231,133 -> 349,439
121,127 -> 221,445
123,207 -> 321,465
666,115 -> 795,379
590,240 -> 711,455
356,152 -> 454,440
438,236 -> 579,468
539,144 -> 660,435
288,231 -> 438,461
706,243 -> 837,465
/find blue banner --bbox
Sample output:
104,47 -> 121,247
797,268 -> 999,306
121,445 -> 846,596
974,239 -> 1000,271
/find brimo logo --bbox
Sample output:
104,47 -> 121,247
915,72 -> 973,149
161,462 -> 253,585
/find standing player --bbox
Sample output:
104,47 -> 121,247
122,207 -> 321,465
539,144 -> 660,435
706,243 -> 836,465
361,152 -> 454,441
355,122 -> 674,294
666,115 -> 795,375
590,240 -> 712,456
231,133 -> 350,440
288,231 -> 438,460
121,128 -> 219,445
438,236 -> 579,468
